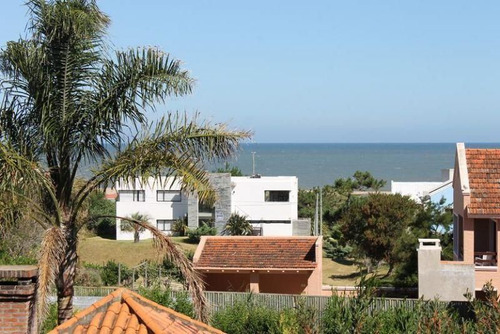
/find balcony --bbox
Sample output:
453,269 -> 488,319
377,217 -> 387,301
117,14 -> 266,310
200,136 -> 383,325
475,251 -> 497,268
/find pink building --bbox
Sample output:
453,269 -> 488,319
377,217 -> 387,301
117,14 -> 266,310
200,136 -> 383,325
453,143 -> 500,293
193,236 -> 323,295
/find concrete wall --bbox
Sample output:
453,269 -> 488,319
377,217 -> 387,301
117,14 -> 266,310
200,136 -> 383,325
292,219 -> 311,236
231,176 -> 298,222
203,273 -> 251,292
418,239 -> 474,301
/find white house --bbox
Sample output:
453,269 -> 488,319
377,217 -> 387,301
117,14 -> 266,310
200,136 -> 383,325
231,176 -> 299,236
390,169 -> 453,206
115,174 -> 305,240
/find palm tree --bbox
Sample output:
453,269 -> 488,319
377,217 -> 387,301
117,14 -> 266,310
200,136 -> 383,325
223,213 -> 253,236
121,212 -> 149,243
0,0 -> 249,325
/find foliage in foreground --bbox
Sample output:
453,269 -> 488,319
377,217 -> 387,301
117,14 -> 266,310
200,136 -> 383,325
209,282 -> 500,334
137,285 -> 194,318
0,0 -> 249,324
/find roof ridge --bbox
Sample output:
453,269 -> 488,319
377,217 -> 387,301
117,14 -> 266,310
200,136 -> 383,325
122,292 -> 165,334
123,289 -> 225,333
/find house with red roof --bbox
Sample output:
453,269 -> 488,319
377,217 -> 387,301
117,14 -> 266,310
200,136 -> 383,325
48,288 -> 223,334
453,142 -> 500,293
193,236 -> 322,295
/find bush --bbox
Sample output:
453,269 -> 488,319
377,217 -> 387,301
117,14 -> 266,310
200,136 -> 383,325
75,264 -> 102,287
223,213 -> 252,236
186,223 -> 217,243
100,260 -> 132,286
137,285 -> 194,318
279,298 -> 319,334
211,300 -> 280,334
40,303 -> 58,333
88,191 -> 116,238
172,217 -> 189,236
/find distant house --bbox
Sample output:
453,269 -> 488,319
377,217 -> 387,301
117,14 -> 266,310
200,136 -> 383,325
193,236 -> 322,295
115,174 -> 309,240
48,288 -> 223,333
391,169 -> 453,206
453,142 -> 500,292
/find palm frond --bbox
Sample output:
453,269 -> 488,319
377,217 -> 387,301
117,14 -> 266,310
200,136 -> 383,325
72,114 -> 250,221
0,143 -> 60,225
117,215 -> 208,322
37,227 -> 67,326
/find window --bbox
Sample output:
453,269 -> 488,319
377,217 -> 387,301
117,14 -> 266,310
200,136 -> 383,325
265,190 -> 290,202
157,219 -> 175,232
118,190 -> 145,202
157,190 -> 181,202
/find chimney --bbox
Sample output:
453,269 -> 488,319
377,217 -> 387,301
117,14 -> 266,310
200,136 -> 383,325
0,266 -> 38,334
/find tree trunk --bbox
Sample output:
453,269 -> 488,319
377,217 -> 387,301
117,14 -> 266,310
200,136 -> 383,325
56,223 -> 78,324
134,231 -> 139,243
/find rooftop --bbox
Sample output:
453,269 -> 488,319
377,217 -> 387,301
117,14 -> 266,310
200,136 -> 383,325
49,288 -> 223,334
193,236 -> 318,270
466,148 -> 500,215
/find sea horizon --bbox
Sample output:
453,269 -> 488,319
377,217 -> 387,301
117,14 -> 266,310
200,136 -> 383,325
214,142 -> 499,189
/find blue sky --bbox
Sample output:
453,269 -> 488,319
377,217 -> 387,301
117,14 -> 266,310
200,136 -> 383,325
1,1 -> 500,143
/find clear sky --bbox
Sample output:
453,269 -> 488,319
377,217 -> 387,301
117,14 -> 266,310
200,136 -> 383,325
1,1 -> 500,143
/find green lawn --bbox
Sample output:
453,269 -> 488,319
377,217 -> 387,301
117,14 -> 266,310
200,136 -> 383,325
322,257 -> 389,286
79,236 -> 379,286
78,236 -> 197,267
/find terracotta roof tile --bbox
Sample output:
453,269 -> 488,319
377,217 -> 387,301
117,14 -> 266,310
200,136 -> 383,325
49,288 -> 224,334
466,148 -> 500,215
194,237 -> 318,269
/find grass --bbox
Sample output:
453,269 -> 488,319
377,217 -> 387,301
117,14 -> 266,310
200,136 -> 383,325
322,257 -> 389,286
78,236 -> 197,267
79,235 -> 380,286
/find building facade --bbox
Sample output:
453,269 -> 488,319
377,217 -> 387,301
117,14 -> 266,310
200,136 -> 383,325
193,236 -> 323,295
115,174 -> 304,240
452,143 -> 500,293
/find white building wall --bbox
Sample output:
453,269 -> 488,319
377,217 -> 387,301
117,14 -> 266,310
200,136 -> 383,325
391,181 -> 445,202
230,176 -> 298,222
115,177 -> 188,240
115,175 -> 299,240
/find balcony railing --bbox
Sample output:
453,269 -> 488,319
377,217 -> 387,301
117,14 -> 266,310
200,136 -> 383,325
474,251 -> 497,267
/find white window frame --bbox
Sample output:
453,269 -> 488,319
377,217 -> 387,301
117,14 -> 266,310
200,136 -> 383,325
156,190 -> 182,202
118,190 -> 145,202
157,219 -> 175,232
264,190 -> 290,202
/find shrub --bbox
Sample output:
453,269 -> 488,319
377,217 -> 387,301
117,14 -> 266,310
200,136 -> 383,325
172,217 -> 189,236
223,213 -> 252,236
40,303 -> 58,333
137,285 -> 194,318
88,191 -> 116,238
186,223 -> 217,243
75,265 -> 102,287
211,300 -> 280,334
100,260 -> 132,286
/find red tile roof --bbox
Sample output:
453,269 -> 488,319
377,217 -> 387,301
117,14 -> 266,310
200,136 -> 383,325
466,148 -> 500,215
49,288 -> 223,334
194,237 -> 318,270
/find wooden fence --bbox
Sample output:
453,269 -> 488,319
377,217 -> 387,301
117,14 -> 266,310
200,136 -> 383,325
73,287 -> 470,321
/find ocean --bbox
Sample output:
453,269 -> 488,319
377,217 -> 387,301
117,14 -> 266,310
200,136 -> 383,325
215,143 -> 499,189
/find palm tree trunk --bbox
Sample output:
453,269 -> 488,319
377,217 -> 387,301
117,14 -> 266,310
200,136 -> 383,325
56,223 -> 78,324
134,230 -> 139,243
